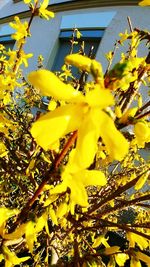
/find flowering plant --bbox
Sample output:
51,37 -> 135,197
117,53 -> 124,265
0,1 -> 149,266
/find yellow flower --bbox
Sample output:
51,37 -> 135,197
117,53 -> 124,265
115,253 -> 129,266
130,257 -> 142,267
28,70 -> 83,102
134,121 -> 150,148
9,16 -> 29,41
39,0 -> 54,20
50,150 -> 107,213
0,142 -> 8,158
2,246 -> 30,267
139,0 -> 150,6
93,235 -> 110,248
135,251 -> 150,265
119,30 -> 129,44
28,68 -> 129,168
24,0 -> 32,3
65,54 -> 92,72
119,107 -> 138,124
126,232 -> 149,250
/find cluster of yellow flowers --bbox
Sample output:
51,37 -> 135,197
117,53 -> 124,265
0,1 -> 150,266
28,54 -> 130,212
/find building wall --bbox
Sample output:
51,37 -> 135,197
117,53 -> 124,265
0,0 -> 150,74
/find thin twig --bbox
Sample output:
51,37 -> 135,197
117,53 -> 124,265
135,109 -> 150,120
127,16 -> 133,32
135,100 -> 150,116
88,169 -> 149,215
9,131 -> 77,232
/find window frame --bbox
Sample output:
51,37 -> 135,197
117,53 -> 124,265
0,34 -> 15,50
51,28 -> 104,72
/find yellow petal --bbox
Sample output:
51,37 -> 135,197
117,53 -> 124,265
4,224 -> 26,240
130,257 -> 142,267
127,232 -> 149,250
0,207 -> 19,229
49,207 -> 58,225
56,202 -> 68,218
104,246 -> 120,255
3,245 -> 30,265
70,178 -> 89,207
136,251 -> 150,265
31,104 -> 83,150
25,221 -> 35,253
64,171 -> 89,207
50,181 -> 67,195
93,235 -> 110,248
115,253 -> 129,266
73,110 -> 99,169
139,0 -> 150,6
0,254 -> 4,262
134,121 -> 150,147
85,86 -> 114,108
48,99 -> 57,111
35,212 -> 47,233
134,171 -> 149,190
28,69 -> 83,102
24,0 -> 32,3
98,111 -> 129,161
80,170 -> 107,187
119,107 -> 138,124
65,54 -> 92,72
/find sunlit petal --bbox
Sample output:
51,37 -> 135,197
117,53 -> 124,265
28,69 -> 84,102
31,104 -> 83,150
70,178 -> 89,207
98,111 -> 129,161
74,111 -> 99,169
79,169 -> 107,186
50,182 -> 67,195
85,85 -> 114,108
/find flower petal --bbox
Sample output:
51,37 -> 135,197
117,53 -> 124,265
139,0 -> 150,6
80,169 -> 107,186
65,54 -> 92,72
85,85 -> 114,108
28,69 -> 83,102
73,110 -> 99,169
31,104 -> 83,150
98,111 -> 129,161
69,178 -> 89,207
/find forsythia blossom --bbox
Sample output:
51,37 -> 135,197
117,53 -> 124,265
50,149 -> 107,213
139,0 -> 150,6
39,0 -> 54,20
9,16 -> 29,41
28,60 -> 129,169
134,121 -> 150,147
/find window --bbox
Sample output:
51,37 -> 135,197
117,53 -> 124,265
0,35 -> 15,51
13,0 -> 22,3
52,29 -> 104,76
51,11 -> 116,74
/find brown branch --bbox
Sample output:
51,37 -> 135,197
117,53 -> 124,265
104,40 -> 119,77
81,218 -> 150,241
12,0 -> 39,73
96,193 -> 150,218
127,16 -> 133,32
9,131 -> 77,232
120,50 -> 150,114
88,169 -> 149,215
135,109 -> 150,120
135,100 -> 150,116
99,219 -> 150,240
